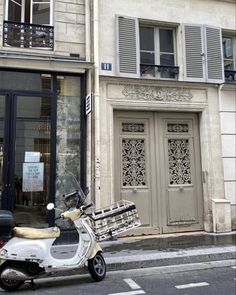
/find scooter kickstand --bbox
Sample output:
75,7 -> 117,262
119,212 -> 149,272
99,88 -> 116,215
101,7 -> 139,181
28,279 -> 37,290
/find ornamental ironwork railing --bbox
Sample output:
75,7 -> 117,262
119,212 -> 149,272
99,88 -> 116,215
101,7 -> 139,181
225,70 -> 236,83
3,21 -> 54,50
140,64 -> 179,79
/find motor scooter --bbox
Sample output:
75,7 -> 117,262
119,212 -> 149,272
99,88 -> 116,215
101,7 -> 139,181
0,174 -> 106,291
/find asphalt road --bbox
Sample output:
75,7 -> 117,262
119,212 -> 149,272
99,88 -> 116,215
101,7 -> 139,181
0,263 -> 235,294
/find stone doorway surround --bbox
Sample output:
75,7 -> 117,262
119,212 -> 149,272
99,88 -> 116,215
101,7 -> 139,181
98,78 -> 232,234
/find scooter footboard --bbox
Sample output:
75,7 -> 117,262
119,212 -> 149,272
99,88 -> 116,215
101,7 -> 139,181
89,201 -> 141,241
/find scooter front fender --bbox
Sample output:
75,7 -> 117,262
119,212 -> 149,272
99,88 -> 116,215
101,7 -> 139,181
0,259 -> 5,267
88,243 -> 102,259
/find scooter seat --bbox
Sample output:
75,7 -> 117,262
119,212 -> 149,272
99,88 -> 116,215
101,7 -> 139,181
13,226 -> 60,239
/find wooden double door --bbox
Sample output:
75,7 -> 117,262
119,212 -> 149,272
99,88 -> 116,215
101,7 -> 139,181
114,111 -> 203,233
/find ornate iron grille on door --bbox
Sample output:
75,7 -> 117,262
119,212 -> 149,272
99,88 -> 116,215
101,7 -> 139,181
168,139 -> 191,185
122,138 -> 146,187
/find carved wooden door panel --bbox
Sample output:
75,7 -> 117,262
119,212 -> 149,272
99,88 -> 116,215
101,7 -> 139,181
114,112 -> 157,228
158,113 -> 203,233
114,111 -> 203,233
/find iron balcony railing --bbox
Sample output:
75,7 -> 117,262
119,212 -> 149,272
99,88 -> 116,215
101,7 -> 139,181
225,70 -> 236,83
140,64 -> 179,79
3,21 -> 54,50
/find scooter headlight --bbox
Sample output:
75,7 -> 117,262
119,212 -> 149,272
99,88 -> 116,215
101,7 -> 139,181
0,248 -> 8,257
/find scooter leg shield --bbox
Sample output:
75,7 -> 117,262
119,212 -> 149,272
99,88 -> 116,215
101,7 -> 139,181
88,243 -> 102,259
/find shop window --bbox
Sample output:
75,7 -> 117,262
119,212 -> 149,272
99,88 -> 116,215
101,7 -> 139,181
3,0 -> 53,49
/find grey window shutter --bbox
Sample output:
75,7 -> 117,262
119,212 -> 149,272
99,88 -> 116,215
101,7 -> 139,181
183,25 -> 205,82
205,26 -> 224,83
116,15 -> 139,77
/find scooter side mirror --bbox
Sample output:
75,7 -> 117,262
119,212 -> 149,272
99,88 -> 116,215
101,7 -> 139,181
47,203 -> 55,211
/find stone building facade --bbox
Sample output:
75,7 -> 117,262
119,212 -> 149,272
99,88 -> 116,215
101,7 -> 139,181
0,0 -> 92,228
0,0 -> 235,235
95,0 -> 236,234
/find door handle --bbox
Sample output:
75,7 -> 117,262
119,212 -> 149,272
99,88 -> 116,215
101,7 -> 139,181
179,186 -> 183,191
133,188 -> 137,193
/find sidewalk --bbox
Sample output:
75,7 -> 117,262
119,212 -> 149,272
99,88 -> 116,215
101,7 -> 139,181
51,231 -> 236,273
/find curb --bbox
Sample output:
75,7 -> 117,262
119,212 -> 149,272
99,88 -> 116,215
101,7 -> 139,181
49,246 -> 235,278
104,246 -> 236,271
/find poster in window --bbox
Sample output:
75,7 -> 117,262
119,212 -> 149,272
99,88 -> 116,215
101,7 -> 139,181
22,163 -> 44,192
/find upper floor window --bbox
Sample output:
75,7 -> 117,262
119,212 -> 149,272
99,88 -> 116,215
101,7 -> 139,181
3,0 -> 53,49
6,0 -> 52,25
139,26 -> 177,79
223,36 -> 236,82
116,16 -> 179,79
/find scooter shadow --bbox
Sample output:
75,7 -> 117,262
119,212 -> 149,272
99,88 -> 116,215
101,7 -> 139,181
4,274 -> 101,293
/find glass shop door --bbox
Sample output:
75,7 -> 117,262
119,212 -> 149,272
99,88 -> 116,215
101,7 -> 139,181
0,92 -> 51,227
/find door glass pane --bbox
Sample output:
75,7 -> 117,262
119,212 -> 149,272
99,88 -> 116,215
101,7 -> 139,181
0,71 -> 52,91
14,96 -> 51,227
0,96 -> 5,208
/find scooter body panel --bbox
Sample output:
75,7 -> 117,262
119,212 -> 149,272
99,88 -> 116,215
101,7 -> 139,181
0,237 -> 55,262
0,218 -> 99,272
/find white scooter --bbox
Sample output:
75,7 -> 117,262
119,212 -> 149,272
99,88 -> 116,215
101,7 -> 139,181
0,175 -> 106,291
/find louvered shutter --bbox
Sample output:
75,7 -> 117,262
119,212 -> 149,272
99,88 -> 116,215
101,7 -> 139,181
116,15 -> 139,77
183,25 -> 205,81
205,26 -> 224,83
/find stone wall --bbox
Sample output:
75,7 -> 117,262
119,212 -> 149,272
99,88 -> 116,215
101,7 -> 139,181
54,0 -> 86,58
0,0 -> 87,59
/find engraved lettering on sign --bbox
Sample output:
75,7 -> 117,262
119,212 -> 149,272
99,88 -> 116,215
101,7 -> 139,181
122,139 -> 146,186
122,85 -> 193,102
122,123 -> 145,133
168,139 -> 191,185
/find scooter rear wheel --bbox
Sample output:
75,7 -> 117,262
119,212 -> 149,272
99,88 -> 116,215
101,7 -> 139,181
88,252 -> 106,281
0,264 -> 24,291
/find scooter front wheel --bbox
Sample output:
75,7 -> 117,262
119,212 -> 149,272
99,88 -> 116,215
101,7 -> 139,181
88,252 -> 106,281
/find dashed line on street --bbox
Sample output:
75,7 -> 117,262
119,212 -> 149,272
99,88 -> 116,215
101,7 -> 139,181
124,278 -> 142,290
107,291 -> 145,295
175,282 -> 210,289
232,266 -> 236,269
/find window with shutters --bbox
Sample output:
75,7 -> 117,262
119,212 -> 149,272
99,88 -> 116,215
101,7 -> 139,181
3,0 -> 53,49
116,15 -> 179,79
139,26 -> 179,79
222,36 -> 236,83
183,24 -> 224,83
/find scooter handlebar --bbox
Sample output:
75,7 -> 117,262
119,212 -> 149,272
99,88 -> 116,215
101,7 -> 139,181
81,203 -> 93,211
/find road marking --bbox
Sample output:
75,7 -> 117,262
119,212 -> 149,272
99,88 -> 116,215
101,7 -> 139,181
232,266 -> 236,269
108,291 -> 145,295
124,278 -> 141,290
175,282 -> 209,289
